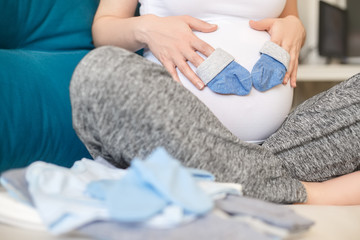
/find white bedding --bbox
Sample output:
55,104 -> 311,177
1,187 -> 360,240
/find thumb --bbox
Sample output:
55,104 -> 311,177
183,16 -> 217,33
249,18 -> 276,32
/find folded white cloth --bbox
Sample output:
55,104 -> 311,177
0,188 -> 45,231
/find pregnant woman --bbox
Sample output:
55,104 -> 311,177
70,0 -> 360,204
140,0 -> 298,143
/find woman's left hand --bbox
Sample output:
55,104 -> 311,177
249,15 -> 306,88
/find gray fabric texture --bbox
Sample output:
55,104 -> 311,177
260,41 -> 290,69
216,195 -> 314,232
78,213 -> 272,240
0,168 -> 33,205
263,73 -> 360,181
70,46 -> 306,204
196,48 -> 234,85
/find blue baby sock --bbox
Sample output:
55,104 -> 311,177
196,48 -> 252,96
251,41 -> 290,92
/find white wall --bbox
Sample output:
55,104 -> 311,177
298,0 -> 347,64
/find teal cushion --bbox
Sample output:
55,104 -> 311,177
0,0 -> 99,50
0,49 -> 92,172
0,0 -> 99,172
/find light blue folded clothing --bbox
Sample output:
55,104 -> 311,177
24,159 -> 126,235
87,147 -> 214,222
1,148 -> 241,234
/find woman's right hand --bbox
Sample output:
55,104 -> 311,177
136,14 -> 217,89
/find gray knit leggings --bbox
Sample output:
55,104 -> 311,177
70,46 -> 360,203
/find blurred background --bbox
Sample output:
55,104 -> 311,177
293,0 -> 360,107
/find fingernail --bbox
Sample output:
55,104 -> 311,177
197,81 -> 205,90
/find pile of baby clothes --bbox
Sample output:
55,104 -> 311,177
0,147 -> 313,240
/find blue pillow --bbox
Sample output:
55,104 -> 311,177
0,49 -> 92,172
0,0 -> 99,50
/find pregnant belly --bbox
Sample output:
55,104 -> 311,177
144,17 -> 293,143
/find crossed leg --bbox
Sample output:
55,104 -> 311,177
70,46 -> 360,204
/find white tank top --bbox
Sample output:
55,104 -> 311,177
139,0 -> 293,144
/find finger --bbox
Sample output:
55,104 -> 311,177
271,38 -> 281,46
249,18 -> 276,32
284,49 -> 296,86
162,60 -> 180,83
290,59 -> 298,88
176,59 -> 205,90
279,42 -> 291,85
279,42 -> 291,53
182,15 -> 218,33
283,72 -> 290,85
191,38 -> 215,58
184,50 -> 205,68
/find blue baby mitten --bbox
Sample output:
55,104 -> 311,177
251,41 -> 290,92
196,48 -> 252,96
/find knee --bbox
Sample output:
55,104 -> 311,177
70,46 -> 133,105
71,46 -> 132,89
